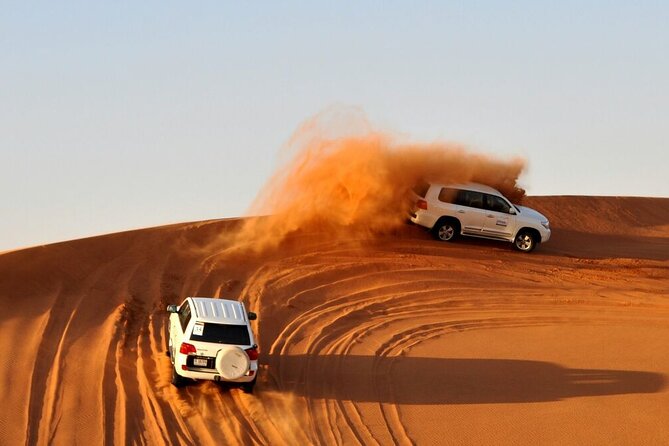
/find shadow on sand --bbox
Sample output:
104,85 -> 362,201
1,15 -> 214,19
539,229 -> 669,261
392,223 -> 669,261
268,354 -> 666,404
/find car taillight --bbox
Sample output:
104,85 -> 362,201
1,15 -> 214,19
245,347 -> 259,360
417,199 -> 428,210
179,342 -> 197,355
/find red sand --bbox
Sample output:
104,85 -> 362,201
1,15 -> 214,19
1,196 -> 668,445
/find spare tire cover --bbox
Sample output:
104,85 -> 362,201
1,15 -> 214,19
216,346 -> 250,380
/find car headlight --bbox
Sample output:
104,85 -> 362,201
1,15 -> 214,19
541,220 -> 550,230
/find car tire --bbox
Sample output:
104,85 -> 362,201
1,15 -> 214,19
433,218 -> 459,242
171,364 -> 186,388
514,230 -> 537,252
241,376 -> 257,394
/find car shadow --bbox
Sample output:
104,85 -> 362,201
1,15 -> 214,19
537,229 -> 669,261
266,354 -> 666,404
395,224 -> 669,261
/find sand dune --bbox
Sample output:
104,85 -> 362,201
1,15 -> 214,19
1,196 -> 668,445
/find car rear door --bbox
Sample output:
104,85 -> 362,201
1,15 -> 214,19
452,189 -> 488,234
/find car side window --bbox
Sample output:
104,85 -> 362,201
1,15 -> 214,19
484,194 -> 511,213
454,190 -> 469,206
468,192 -> 484,209
178,302 -> 191,332
456,190 -> 484,209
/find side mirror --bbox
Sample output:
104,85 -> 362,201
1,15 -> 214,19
166,304 -> 178,313
248,311 -> 257,321
509,207 -> 517,215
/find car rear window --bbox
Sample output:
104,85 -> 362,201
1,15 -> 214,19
412,181 -> 431,198
190,323 -> 251,345
438,187 -> 458,203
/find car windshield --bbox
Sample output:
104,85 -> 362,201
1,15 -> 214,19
190,322 -> 251,345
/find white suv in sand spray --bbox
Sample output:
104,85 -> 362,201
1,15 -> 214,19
411,183 -> 551,252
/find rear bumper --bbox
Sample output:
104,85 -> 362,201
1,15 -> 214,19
177,366 -> 257,382
410,210 -> 439,229
174,355 -> 258,382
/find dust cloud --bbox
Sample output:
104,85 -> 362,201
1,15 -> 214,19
232,111 -> 526,251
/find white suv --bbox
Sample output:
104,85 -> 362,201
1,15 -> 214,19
410,183 -> 551,252
166,297 -> 259,393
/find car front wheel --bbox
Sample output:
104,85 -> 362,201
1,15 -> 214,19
514,230 -> 537,252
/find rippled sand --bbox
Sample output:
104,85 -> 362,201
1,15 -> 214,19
1,196 -> 668,445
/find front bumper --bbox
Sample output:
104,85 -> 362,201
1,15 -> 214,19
540,228 -> 551,243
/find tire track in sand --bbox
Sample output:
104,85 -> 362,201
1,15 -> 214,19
1,206 -> 667,445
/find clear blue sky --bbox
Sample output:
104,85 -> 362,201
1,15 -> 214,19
2,1 -> 667,251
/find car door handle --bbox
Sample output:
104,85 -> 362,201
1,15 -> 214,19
487,214 -> 495,218
457,210 -> 465,213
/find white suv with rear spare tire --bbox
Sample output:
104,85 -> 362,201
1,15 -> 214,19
166,297 -> 259,393
410,182 -> 551,252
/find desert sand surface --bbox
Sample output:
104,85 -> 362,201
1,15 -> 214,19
1,196 -> 668,445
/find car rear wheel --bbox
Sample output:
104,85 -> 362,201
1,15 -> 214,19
433,219 -> 459,242
514,230 -> 537,252
171,364 -> 185,388
241,375 -> 257,394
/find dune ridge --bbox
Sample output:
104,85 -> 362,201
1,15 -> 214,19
1,196 -> 668,445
